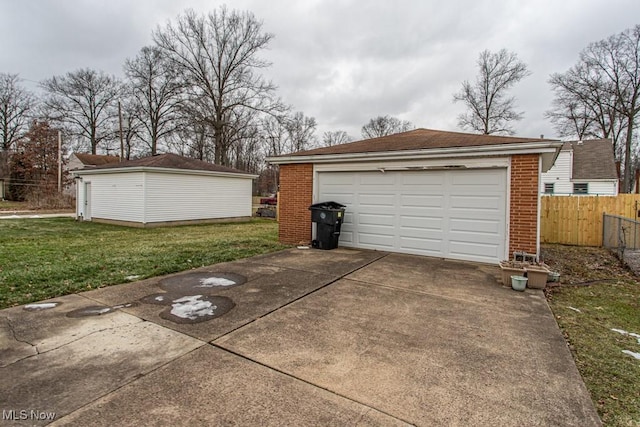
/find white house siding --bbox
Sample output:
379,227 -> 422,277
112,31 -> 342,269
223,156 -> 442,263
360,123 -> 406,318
579,180 -> 619,195
143,172 -> 252,223
540,150 -> 573,194
83,172 -> 145,222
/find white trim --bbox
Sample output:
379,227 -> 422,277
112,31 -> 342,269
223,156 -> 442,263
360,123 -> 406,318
268,141 -> 561,168
506,157 -> 512,261
72,166 -> 257,180
314,164 -> 510,263
313,156 -> 509,173
536,156 -> 542,261
571,179 -> 619,183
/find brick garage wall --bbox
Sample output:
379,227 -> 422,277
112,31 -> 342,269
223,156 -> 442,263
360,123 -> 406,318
510,154 -> 539,256
278,163 -> 313,244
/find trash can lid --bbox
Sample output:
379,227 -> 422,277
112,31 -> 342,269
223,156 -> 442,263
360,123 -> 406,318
309,201 -> 346,210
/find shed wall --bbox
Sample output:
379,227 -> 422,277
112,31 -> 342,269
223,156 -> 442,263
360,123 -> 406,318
83,172 -> 145,222
143,172 -> 252,222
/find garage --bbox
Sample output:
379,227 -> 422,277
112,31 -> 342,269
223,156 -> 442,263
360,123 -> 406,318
269,128 -> 562,264
317,168 -> 506,263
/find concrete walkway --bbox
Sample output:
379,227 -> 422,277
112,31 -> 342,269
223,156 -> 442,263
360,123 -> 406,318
0,212 -> 75,219
0,248 -> 601,426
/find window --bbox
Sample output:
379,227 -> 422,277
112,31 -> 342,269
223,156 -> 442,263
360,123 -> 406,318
573,183 -> 588,194
544,183 -> 554,194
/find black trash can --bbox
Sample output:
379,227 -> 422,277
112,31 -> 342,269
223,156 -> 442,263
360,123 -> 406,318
309,201 -> 346,250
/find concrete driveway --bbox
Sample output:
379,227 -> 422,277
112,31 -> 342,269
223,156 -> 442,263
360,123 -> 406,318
0,248 -> 601,426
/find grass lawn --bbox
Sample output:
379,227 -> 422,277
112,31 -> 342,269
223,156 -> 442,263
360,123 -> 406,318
0,218 -> 287,309
543,244 -> 640,426
0,200 -> 27,211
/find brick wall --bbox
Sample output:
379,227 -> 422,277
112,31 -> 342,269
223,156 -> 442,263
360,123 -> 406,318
278,163 -> 313,244
510,154 -> 539,256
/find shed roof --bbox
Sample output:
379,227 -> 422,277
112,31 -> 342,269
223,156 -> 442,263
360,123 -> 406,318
570,139 -> 618,180
287,128 -> 556,157
75,153 -> 254,177
73,153 -> 121,166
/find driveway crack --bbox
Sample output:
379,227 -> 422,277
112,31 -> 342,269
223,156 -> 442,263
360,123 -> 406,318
2,315 -> 38,352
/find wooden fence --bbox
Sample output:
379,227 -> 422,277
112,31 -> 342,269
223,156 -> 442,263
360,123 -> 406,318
540,194 -> 640,246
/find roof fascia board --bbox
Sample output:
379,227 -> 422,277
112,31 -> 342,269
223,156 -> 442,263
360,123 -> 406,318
267,142 -> 563,165
72,166 -> 257,179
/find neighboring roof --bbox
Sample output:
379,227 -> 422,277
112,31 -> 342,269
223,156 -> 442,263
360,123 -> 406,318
570,139 -> 618,180
73,153 -> 255,177
267,128 -> 563,172
287,128 -> 557,157
72,153 -> 121,166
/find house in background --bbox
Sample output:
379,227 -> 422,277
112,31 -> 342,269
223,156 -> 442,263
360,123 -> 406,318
540,139 -> 618,196
68,153 -> 121,171
268,128 -> 562,264
72,153 -> 256,227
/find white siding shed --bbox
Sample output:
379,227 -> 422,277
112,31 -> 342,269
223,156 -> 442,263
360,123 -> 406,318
72,154 -> 256,227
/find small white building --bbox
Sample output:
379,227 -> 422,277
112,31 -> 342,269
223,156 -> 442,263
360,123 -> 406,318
541,139 -> 618,196
72,153 -> 257,227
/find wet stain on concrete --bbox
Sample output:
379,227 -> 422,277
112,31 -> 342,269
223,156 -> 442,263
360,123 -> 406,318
159,272 -> 247,295
158,295 -> 235,324
139,293 -> 172,306
66,303 -> 138,318
23,302 -> 61,311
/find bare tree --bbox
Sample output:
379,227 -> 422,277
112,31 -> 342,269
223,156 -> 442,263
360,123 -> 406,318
581,25 -> 640,192
154,7 -> 282,166
361,115 -> 414,139
547,61 -> 624,154
0,73 -> 34,152
124,46 -> 183,155
41,69 -> 121,154
118,95 -> 144,159
322,130 -> 352,147
261,111 -> 316,156
284,111 -> 317,152
454,49 -> 530,135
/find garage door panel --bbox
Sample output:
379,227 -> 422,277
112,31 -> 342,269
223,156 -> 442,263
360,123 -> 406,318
401,173 -> 445,185
359,213 -> 394,226
400,216 -> 443,230
358,232 -> 395,248
358,193 -> 395,207
449,240 -> 501,261
400,194 -> 444,207
398,236 -> 444,253
449,218 -> 501,234
317,169 -> 506,264
449,195 -> 503,211
451,171 -> 504,186
359,173 -> 395,185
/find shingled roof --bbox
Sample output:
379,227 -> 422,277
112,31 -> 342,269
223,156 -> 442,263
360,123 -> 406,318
73,153 -> 121,166
287,128 -> 556,157
80,153 -> 252,176
569,139 -> 618,180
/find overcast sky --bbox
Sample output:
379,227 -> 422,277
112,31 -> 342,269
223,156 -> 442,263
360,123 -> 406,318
1,0 -> 639,142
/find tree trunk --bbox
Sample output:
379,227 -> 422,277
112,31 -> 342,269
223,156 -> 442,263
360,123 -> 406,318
623,118 -> 634,193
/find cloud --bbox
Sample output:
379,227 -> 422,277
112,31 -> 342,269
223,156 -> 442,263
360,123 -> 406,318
1,0 -> 640,140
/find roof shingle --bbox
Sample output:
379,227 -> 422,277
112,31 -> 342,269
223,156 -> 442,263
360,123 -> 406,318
286,128 -> 556,157
571,139 -> 618,180
88,153 -> 251,175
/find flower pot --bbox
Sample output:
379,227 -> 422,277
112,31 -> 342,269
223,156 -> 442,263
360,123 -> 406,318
500,261 -> 526,286
525,265 -> 550,289
511,275 -> 527,291
547,271 -> 560,282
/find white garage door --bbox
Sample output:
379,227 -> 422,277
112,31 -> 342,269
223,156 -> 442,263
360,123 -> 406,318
317,169 -> 507,264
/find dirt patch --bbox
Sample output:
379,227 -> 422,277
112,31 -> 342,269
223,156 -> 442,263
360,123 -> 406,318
541,244 -> 635,285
